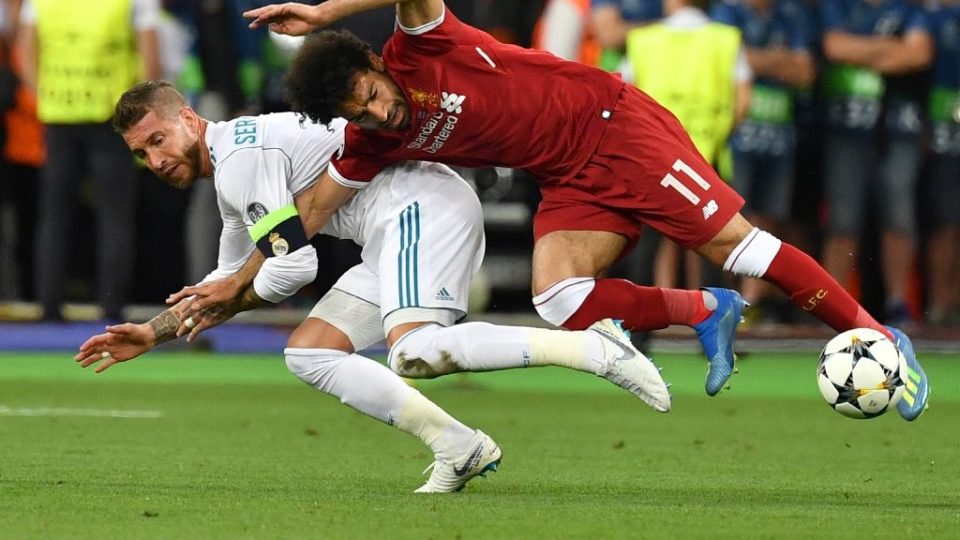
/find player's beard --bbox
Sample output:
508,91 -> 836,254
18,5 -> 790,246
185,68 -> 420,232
171,140 -> 203,189
387,101 -> 410,131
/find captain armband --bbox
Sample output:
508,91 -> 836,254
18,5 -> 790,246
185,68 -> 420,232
248,204 -> 310,258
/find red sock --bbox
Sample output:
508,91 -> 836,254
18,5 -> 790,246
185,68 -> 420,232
561,279 -> 708,331
764,243 -> 892,340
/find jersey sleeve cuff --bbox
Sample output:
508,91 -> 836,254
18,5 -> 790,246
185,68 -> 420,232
328,163 -> 371,189
397,5 -> 445,36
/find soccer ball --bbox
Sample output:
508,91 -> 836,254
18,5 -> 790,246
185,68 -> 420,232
816,328 -> 906,419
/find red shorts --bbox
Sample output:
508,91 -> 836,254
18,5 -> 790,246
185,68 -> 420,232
533,84 -> 744,250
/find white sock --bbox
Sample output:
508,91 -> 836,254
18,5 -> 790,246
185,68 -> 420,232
285,348 -> 475,461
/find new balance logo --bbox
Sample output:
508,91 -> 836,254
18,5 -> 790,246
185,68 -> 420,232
435,288 -> 455,302
440,92 -> 466,114
702,199 -> 718,220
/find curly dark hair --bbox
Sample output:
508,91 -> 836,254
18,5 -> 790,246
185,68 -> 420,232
284,30 -> 375,125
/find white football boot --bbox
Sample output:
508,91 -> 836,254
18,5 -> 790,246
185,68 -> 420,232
414,430 -> 501,493
588,319 -> 671,412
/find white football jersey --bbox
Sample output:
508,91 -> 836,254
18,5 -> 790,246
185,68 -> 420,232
200,112 -> 484,316
202,113 -> 347,302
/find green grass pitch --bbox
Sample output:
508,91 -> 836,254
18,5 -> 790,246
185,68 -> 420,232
2,350 -> 959,539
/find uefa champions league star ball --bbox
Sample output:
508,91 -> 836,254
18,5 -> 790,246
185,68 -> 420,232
816,328 -> 907,419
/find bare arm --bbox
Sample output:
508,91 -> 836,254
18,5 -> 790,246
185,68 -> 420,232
135,27 -> 162,81
167,169 -> 356,314
244,0 -> 442,35
296,169 -> 359,237
75,298 -> 195,372
14,22 -> 36,92
871,31 -> 933,75
177,282 -> 265,342
823,30 -> 933,75
75,286 -> 268,371
734,80 -> 751,126
745,48 -> 815,88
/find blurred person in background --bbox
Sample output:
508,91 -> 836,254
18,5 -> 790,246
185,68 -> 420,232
533,0 -> 601,64
18,0 -> 161,321
711,0 -> 815,323
0,0 -> 44,303
924,0 -> 960,326
591,0 -> 662,70
624,0 -> 752,291
818,0 -> 933,327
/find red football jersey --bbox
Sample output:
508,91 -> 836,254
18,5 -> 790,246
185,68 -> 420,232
328,5 -> 624,187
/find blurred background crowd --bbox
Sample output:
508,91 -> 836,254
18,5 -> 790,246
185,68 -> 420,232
0,0 -> 958,332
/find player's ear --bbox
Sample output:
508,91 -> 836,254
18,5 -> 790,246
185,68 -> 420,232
180,106 -> 200,129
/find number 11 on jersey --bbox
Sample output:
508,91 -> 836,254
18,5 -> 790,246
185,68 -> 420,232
659,158 -> 719,220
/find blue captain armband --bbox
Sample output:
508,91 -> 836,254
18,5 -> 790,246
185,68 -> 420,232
249,204 -> 310,257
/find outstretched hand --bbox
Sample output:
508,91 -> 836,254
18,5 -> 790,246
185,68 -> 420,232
244,3 -> 326,35
75,323 -> 155,373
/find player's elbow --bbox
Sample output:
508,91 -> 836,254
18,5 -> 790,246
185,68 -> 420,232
252,247 -> 319,303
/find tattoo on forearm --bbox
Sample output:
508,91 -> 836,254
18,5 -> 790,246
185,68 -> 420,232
147,310 -> 181,345
237,286 -> 264,312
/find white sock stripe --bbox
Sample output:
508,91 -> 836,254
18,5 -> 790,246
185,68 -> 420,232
533,277 -> 596,326
723,228 -> 782,278
722,227 -> 759,272
532,277 -> 595,306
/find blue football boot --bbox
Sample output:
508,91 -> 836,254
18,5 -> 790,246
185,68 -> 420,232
693,288 -> 747,396
885,326 -> 929,421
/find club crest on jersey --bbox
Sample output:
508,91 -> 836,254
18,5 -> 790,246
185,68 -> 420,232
247,202 -> 268,223
407,87 -> 438,107
269,232 -> 289,256
440,92 -> 466,114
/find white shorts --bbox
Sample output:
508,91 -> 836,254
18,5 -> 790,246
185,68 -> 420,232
309,161 -> 485,349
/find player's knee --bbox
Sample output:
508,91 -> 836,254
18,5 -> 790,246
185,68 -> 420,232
284,347 -> 344,386
722,228 -> 782,278
532,277 -> 596,326
387,324 -> 454,379
286,318 -> 354,351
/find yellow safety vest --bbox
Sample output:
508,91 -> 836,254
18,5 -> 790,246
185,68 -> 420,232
34,0 -> 140,123
626,21 -> 741,164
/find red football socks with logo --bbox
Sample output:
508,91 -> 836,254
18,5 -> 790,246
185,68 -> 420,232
764,243 -> 892,340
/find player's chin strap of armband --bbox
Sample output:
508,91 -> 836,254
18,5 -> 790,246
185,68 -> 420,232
249,204 -> 310,258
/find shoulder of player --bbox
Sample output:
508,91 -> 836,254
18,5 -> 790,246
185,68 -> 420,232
208,113 -> 312,167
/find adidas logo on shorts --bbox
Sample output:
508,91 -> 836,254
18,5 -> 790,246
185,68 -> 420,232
435,288 -> 455,302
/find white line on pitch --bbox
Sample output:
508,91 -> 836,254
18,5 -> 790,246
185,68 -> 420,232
0,405 -> 162,418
